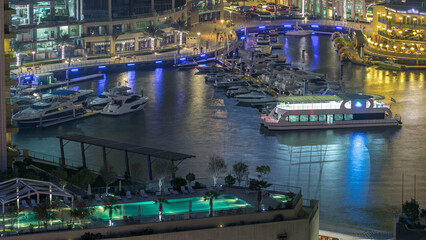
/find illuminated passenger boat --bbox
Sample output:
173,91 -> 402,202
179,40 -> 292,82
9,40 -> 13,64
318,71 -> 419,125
260,94 -> 402,130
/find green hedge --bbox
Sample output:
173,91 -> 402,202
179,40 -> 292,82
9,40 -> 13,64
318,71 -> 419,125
87,55 -> 114,60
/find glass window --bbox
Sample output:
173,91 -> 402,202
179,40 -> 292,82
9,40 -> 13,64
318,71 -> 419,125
309,115 -> 318,121
300,115 -> 309,122
334,114 -> 343,121
289,115 -> 299,122
344,114 -> 353,120
318,114 -> 326,121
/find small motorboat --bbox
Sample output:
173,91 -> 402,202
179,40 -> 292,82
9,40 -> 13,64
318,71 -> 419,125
101,89 -> 149,116
285,26 -> 313,36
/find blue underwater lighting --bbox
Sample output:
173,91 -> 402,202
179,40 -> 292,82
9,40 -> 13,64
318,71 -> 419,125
240,36 -> 245,40
355,100 -> 363,108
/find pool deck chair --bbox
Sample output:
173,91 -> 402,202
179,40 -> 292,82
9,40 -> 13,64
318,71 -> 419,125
164,188 -> 171,196
126,191 -> 132,200
140,190 -> 148,198
170,188 -> 179,195
22,200 -> 30,208
156,191 -> 161,196
95,194 -> 101,202
216,185 -> 224,191
181,186 -> 189,194
115,195 -> 122,200
188,186 -> 195,194
31,199 -> 37,207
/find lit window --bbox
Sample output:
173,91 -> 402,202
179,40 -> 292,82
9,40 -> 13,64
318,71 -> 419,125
289,115 -> 299,122
334,114 -> 344,121
318,115 -> 326,121
300,115 -> 309,122
309,115 -> 318,122
344,114 -> 353,120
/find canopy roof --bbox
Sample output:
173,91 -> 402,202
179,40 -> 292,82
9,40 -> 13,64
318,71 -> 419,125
277,94 -> 386,103
0,178 -> 72,205
58,134 -> 195,161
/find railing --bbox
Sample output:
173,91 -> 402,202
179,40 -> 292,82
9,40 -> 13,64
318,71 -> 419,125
377,31 -> 426,43
378,17 -> 426,29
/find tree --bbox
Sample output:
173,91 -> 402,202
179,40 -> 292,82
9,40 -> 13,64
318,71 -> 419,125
111,29 -> 122,55
208,156 -> 227,187
11,40 -> 27,67
170,177 -> 187,191
69,168 -> 98,190
171,19 -> 190,48
249,165 -> 272,212
232,161 -> 249,186
154,197 -> 169,221
50,167 -> 68,189
224,174 -> 236,186
203,191 -> 220,217
249,179 -> 272,212
55,34 -> 73,59
255,165 -> 270,180
70,200 -> 95,225
186,172 -> 196,187
152,159 -> 176,192
420,209 -> 426,224
33,201 -> 58,231
99,165 -> 117,194
102,196 -> 120,226
5,208 -> 19,231
143,25 -> 165,51
402,198 -> 420,224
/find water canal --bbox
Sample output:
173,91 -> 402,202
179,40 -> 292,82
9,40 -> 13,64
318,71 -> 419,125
13,35 -> 426,231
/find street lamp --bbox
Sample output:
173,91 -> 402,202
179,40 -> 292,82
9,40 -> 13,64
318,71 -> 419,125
197,32 -> 201,52
31,51 -> 35,68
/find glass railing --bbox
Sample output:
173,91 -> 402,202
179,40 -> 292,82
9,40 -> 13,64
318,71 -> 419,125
377,31 -> 426,42
378,17 -> 426,29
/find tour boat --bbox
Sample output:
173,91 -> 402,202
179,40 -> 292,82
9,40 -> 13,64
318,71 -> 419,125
12,98 -> 86,128
285,26 -> 313,36
260,94 -> 402,130
101,90 -> 148,116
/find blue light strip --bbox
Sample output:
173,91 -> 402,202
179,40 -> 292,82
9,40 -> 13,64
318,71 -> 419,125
284,24 -> 292,28
179,57 -> 187,61
336,26 -> 343,30
70,68 -> 79,72
200,53 -> 206,58
258,25 -> 265,29
155,60 -> 163,64
127,63 -> 136,67
98,65 -> 106,69
311,24 -> 319,28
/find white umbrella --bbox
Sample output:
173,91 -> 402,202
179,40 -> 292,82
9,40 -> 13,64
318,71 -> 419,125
87,184 -> 92,195
119,180 -> 122,192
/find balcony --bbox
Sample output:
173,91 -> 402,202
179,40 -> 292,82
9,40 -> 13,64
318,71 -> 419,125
377,31 -> 426,43
378,17 -> 426,30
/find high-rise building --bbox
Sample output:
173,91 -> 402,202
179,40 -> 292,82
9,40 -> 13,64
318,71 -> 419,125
1,0 -> 19,172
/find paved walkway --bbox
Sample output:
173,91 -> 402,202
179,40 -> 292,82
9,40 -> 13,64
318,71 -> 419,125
320,221 -> 394,240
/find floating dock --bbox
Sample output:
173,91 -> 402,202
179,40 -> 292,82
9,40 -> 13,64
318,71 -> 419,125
37,109 -> 101,128
34,74 -> 105,91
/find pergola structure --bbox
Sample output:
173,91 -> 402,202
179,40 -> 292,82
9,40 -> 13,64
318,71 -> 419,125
0,178 -> 73,231
57,134 -> 196,180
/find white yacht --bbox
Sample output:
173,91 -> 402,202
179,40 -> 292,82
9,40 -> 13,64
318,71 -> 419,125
101,90 -> 148,116
87,87 -> 131,109
12,98 -> 86,128
285,26 -> 313,36
260,94 -> 402,130
256,34 -> 271,46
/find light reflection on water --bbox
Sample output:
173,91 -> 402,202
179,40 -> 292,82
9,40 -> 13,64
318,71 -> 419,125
12,36 -> 426,231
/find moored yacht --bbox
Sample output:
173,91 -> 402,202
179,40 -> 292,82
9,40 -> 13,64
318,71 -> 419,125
42,89 -> 94,103
87,87 -> 131,109
260,94 -> 402,130
101,90 -> 148,116
12,98 -> 86,128
285,26 -> 313,36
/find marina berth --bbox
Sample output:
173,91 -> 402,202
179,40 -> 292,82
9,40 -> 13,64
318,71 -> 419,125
260,94 -> 402,130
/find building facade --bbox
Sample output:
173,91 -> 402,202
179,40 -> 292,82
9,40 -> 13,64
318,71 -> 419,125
371,1 -> 426,55
1,0 -> 19,172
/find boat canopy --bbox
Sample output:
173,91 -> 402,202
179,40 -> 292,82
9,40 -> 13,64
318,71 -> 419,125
50,89 -> 78,96
276,94 -> 386,103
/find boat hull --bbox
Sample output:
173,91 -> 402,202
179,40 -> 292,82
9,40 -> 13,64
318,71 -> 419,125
101,101 -> 147,116
262,119 -> 401,130
14,108 -> 86,128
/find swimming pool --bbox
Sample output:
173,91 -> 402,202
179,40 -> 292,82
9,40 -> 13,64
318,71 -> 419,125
91,194 -> 251,220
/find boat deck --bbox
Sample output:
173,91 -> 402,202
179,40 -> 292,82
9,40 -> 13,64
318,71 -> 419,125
37,109 -> 101,128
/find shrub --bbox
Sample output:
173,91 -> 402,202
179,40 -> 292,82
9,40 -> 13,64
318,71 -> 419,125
193,181 -> 206,189
170,177 -> 187,191
402,198 -> 420,223
224,174 -> 236,186
186,172 -> 196,186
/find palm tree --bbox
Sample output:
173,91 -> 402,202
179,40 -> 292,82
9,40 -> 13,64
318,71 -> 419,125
203,191 -> 220,217
102,196 -> 120,226
55,34 -> 73,59
143,25 -> 165,51
171,19 -> 189,46
11,40 -> 27,67
33,201 -> 58,231
154,197 -> 169,221
69,200 -> 95,225
249,179 -> 271,212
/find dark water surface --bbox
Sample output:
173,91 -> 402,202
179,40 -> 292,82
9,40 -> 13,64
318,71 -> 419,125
14,35 -> 426,231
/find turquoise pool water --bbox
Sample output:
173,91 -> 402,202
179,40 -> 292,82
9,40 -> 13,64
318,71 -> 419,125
91,194 -> 250,220
271,194 -> 291,203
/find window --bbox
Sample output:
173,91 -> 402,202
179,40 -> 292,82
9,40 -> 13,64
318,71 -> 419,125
318,115 -> 326,121
344,114 -> 353,120
289,115 -> 299,122
300,115 -> 309,122
334,114 -> 343,121
309,115 -> 318,121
